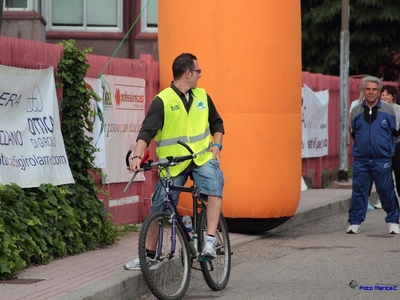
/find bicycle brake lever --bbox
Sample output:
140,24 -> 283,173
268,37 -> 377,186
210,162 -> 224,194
125,150 -> 132,170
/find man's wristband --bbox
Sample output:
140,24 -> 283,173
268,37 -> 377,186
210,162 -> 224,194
130,155 -> 142,160
213,143 -> 222,151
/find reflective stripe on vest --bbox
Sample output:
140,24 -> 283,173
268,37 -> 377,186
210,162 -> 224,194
155,87 -> 213,176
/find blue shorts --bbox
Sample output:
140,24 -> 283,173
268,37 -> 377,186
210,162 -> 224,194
150,159 -> 224,214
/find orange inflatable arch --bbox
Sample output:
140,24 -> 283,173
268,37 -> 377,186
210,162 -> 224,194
158,1 -> 302,233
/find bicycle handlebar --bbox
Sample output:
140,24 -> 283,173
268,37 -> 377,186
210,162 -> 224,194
123,140 -> 196,193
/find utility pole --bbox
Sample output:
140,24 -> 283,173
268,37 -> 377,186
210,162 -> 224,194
338,0 -> 350,182
0,0 -> 4,35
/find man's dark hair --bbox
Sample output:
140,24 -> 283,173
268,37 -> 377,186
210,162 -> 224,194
172,53 -> 197,79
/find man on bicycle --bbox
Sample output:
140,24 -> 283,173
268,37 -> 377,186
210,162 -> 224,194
124,53 -> 225,270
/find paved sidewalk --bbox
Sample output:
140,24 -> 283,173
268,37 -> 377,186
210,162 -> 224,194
1,185 -> 357,300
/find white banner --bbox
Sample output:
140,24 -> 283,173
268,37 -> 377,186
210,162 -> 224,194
0,65 -> 74,187
301,84 -> 329,158
92,75 -> 146,183
85,77 -> 106,168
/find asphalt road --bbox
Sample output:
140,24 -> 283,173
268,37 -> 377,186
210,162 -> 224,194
137,208 -> 400,300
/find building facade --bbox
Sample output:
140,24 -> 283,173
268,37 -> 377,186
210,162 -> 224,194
1,0 -> 159,60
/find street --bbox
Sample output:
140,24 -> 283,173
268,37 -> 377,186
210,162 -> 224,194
137,208 -> 400,300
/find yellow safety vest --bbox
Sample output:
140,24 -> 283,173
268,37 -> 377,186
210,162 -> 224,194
154,87 -> 213,176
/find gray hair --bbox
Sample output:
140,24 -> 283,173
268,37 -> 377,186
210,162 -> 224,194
361,76 -> 382,91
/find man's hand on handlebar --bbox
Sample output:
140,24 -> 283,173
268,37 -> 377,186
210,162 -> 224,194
129,156 -> 142,172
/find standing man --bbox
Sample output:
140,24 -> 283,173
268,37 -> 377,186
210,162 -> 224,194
124,53 -> 225,270
347,76 -> 400,234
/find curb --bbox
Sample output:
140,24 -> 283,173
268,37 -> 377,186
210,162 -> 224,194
56,192 -> 355,300
274,194 -> 352,233
56,271 -> 148,300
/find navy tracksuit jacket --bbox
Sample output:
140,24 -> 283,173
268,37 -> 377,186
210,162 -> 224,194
349,99 -> 399,224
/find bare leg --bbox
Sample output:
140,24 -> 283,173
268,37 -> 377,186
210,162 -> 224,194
147,221 -> 159,251
206,195 -> 222,235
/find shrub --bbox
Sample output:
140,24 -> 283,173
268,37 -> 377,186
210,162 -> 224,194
0,40 -> 116,280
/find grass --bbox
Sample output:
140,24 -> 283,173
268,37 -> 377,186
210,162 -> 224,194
116,223 -> 142,237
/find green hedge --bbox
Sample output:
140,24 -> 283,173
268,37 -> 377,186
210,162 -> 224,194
0,183 -> 116,279
0,40 -> 117,279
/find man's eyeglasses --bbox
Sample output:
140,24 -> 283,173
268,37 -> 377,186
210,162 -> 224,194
190,69 -> 202,74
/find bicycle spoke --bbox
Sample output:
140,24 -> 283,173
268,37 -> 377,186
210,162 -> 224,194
198,210 -> 231,291
139,212 -> 191,300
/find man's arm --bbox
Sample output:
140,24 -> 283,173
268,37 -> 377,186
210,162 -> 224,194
207,95 -> 224,135
129,139 -> 148,172
136,97 -> 164,145
210,131 -> 223,162
207,94 -> 224,160
392,113 -> 400,143
129,97 -> 164,171
213,132 -> 223,145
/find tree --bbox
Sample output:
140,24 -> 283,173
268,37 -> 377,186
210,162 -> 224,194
302,0 -> 400,80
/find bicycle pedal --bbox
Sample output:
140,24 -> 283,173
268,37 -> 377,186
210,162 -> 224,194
197,256 -> 213,262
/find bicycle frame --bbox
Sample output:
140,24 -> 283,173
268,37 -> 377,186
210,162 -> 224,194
160,174 -> 203,259
130,141 -> 231,299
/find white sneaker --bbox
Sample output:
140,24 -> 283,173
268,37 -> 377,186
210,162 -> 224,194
199,235 -> 216,260
388,223 -> 400,234
124,257 -> 158,271
347,225 -> 360,234
374,199 -> 382,209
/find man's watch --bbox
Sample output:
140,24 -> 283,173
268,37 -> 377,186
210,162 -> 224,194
213,143 -> 222,151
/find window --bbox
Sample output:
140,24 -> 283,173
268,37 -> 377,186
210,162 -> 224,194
5,0 -> 28,9
141,0 -> 157,33
4,0 -> 40,10
42,0 -> 122,32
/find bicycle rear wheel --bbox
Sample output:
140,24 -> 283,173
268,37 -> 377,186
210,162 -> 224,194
138,211 -> 191,300
198,209 -> 231,291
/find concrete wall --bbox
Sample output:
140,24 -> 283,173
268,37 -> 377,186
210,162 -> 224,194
1,11 -> 46,42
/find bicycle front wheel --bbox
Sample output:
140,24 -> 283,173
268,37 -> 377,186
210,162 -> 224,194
138,211 -> 191,300
198,209 -> 231,291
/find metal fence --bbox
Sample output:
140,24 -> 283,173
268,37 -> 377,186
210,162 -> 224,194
1,36 -> 395,222
0,37 -> 160,224
302,72 -> 395,187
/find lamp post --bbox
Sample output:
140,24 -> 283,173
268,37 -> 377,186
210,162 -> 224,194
0,0 -> 4,35
338,0 -> 350,182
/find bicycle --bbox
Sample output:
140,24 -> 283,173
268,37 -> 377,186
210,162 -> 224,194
124,140 -> 231,300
